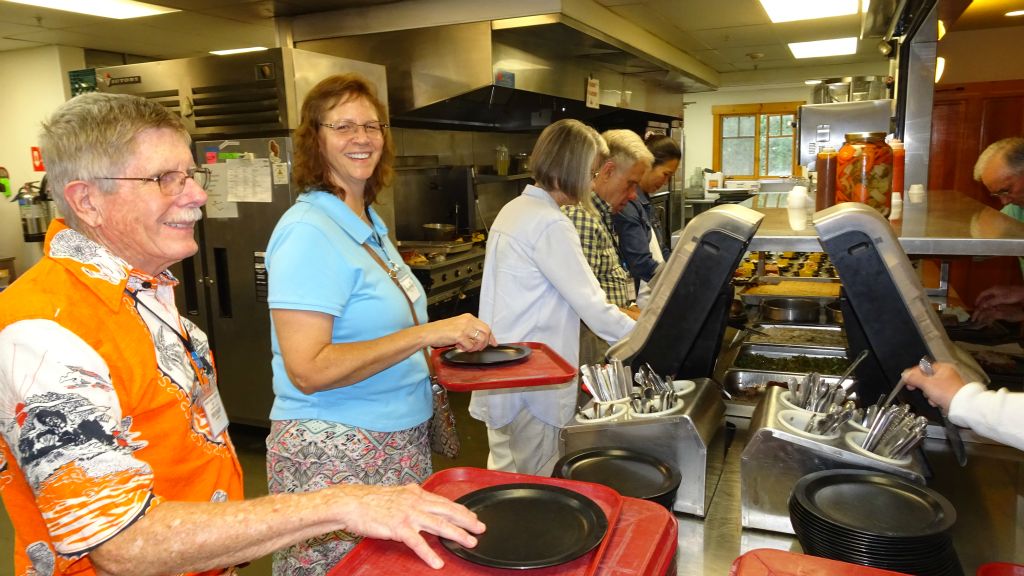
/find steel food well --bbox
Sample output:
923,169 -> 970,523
824,300 -> 844,324
759,298 -> 821,323
744,323 -> 847,350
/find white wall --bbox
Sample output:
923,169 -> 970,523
937,26 -> 1024,85
682,84 -> 813,187
0,45 -> 84,276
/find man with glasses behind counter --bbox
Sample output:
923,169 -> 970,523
562,129 -> 653,365
971,137 -> 1024,326
0,92 -> 482,576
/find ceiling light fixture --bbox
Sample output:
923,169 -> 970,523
937,19 -> 946,40
758,0 -> 858,23
3,0 -> 178,19
804,79 -> 823,85
789,37 -> 858,59
1006,10 -> 1024,17
210,47 -> 269,56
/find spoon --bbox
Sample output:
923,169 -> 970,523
835,349 -> 870,392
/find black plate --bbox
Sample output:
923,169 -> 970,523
794,470 -> 955,538
440,483 -> 607,569
441,344 -> 531,366
553,447 -> 681,502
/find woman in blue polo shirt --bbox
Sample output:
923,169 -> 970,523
264,73 -> 493,571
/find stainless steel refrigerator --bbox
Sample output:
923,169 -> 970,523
97,48 -> 387,426
798,100 -> 894,168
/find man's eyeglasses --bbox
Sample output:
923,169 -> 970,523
320,121 -> 388,138
990,188 -> 1011,198
97,167 -> 211,196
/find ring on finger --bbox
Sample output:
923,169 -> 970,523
471,329 -> 481,340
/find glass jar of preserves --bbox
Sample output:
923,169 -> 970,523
836,132 -> 893,216
815,146 -> 838,210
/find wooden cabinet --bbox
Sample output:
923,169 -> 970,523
928,79 -> 1024,304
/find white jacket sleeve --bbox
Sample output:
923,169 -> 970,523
947,382 -> 1024,451
534,219 -> 635,344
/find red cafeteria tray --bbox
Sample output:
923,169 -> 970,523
595,497 -> 678,576
977,563 -> 1024,576
329,467 -> 623,576
431,342 -> 576,392
730,549 -> 911,576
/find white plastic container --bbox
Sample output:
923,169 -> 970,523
787,186 -> 809,231
907,184 -> 926,203
889,191 -> 903,221
703,171 -> 724,191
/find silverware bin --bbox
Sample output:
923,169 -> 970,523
560,377 -> 727,517
739,386 -> 927,535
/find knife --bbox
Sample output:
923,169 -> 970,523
920,356 -> 967,466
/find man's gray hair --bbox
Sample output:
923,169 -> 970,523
40,92 -> 190,228
601,129 -> 654,173
973,137 -> 1024,181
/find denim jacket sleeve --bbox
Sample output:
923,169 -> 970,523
613,200 -> 659,283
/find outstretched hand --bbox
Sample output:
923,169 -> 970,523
332,483 -> 486,569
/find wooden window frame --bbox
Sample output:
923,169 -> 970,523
712,101 -> 804,180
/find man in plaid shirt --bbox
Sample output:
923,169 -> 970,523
563,129 -> 653,363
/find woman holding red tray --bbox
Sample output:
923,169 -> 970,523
469,119 -> 636,476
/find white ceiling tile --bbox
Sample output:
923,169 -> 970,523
690,24 -> 781,49
645,0 -> 770,30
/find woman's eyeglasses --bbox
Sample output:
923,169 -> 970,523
319,121 -> 388,138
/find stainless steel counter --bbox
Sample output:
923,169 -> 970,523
672,417 -> 1024,575
744,192 -> 1024,256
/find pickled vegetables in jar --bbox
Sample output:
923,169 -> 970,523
836,132 -> 893,217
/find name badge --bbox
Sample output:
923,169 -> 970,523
201,389 -> 230,439
398,272 -> 423,303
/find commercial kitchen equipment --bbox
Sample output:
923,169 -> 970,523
296,13 -> 707,132
610,204 -> 765,380
740,386 -> 927,534
96,48 -> 387,426
563,204 -> 764,517
814,203 -> 986,421
739,202 -> 989,534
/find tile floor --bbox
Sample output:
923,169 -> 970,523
0,391 -> 490,576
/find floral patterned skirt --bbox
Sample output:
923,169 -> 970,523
265,419 -> 431,575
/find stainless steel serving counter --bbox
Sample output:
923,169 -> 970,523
744,192 -> 1024,256
671,417 -> 1024,575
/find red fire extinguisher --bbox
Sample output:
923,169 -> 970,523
11,176 -> 54,243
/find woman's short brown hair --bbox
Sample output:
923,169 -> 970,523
530,119 -> 605,203
292,73 -> 395,205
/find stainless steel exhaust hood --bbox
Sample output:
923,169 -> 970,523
296,11 -> 717,130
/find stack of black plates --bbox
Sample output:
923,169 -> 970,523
789,469 -> 963,576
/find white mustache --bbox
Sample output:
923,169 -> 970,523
167,207 -> 203,224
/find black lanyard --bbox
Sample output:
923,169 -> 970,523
125,288 -> 215,392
